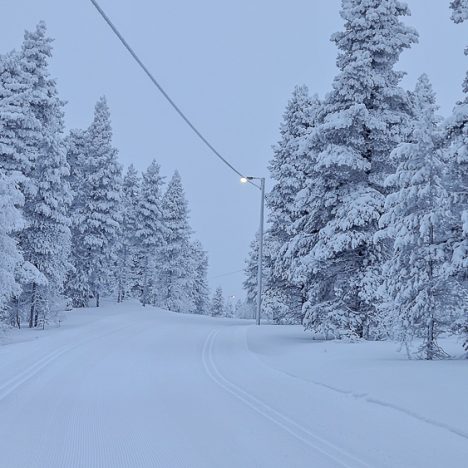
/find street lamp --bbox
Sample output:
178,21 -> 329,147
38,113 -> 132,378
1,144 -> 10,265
241,176 -> 265,326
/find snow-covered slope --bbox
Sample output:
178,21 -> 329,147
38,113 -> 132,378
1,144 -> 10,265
0,302 -> 466,467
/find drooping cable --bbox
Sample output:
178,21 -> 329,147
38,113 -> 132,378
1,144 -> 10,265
90,0 -> 254,183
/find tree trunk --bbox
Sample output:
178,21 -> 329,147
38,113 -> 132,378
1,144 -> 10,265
96,291 -> 100,308
142,256 -> 148,307
427,317 -> 435,360
15,297 -> 21,329
29,283 -> 36,328
426,223 -> 435,360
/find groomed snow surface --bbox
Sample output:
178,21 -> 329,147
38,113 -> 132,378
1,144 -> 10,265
0,302 -> 467,468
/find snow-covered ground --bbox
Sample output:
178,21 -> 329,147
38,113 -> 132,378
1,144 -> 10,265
0,302 -> 467,468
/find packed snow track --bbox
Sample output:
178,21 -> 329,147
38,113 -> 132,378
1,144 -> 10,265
0,303 -> 467,468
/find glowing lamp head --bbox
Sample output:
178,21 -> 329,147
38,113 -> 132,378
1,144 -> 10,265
240,177 -> 249,184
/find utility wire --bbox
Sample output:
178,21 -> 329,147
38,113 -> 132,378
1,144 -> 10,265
210,269 -> 245,280
90,0 -> 257,186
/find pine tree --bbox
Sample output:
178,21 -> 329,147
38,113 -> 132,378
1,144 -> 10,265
86,96 -> 122,307
379,75 -> 462,359
261,234 -> 291,323
157,171 -> 194,313
67,97 -> 122,308
18,22 -> 72,327
190,240 -> 209,314
210,286 -> 225,317
66,129 -> 88,205
243,233 -> 267,306
265,86 -> 320,324
134,160 -> 165,306
0,171 -> 25,325
448,0 -> 468,351
0,47 -> 45,322
116,164 -> 141,302
0,51 -> 39,192
289,0 -> 418,339
65,129 -> 90,307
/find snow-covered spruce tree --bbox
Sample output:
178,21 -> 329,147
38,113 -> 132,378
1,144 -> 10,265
67,97 -> 122,308
378,75 -> 462,359
0,51 -> 42,326
18,22 -> 72,328
265,86 -> 320,324
333,0 -> 418,188
65,129 -> 90,306
0,172 -> 25,326
134,160 -> 165,306
157,171 -> 194,313
243,232 -> 290,322
243,232 -> 269,308
66,129 -> 88,202
448,0 -> 468,350
210,286 -> 225,318
243,234 -> 259,306
262,234 -> 295,323
116,164 -> 141,302
190,240 -> 210,314
288,0 -> 418,339
0,51 -> 39,193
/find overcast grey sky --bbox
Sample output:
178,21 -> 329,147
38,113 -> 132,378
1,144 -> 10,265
1,0 -> 466,300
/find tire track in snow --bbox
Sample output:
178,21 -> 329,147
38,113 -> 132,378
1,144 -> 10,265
202,329 -> 371,468
0,323 -> 135,403
243,330 -> 468,442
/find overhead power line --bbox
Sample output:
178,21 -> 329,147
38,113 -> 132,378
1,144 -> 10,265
210,269 -> 245,280
89,0 -> 251,182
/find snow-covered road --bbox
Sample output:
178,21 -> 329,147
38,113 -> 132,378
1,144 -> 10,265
0,303 -> 467,468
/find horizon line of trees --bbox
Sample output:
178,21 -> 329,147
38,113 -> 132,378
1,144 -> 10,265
0,22 -> 215,329
244,0 -> 468,359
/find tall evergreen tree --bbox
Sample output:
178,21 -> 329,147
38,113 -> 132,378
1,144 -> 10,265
0,51 -> 39,192
116,164 -> 141,302
448,0 -> 468,350
265,86 -> 320,324
158,171 -> 194,313
67,97 -> 121,307
134,160 -> 165,306
379,75 -> 462,359
0,172 -> 25,324
0,50 -> 42,326
18,22 -> 72,327
66,129 -> 88,204
243,233 -> 267,307
288,0 -> 418,338
190,240 -> 209,314
65,129 -> 90,306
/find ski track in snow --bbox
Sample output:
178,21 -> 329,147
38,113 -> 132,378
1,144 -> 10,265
2,307 -> 467,467
26,321 -> 163,468
202,328 -> 371,468
0,323 -> 135,403
243,329 -> 468,443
